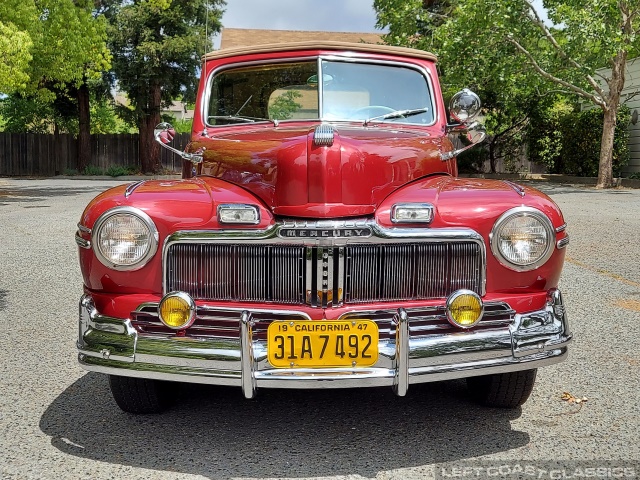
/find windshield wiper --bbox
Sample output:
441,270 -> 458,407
363,107 -> 429,127
208,115 -> 279,126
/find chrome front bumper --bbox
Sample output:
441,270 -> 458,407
77,291 -> 572,399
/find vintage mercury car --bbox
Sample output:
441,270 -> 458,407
76,41 -> 572,413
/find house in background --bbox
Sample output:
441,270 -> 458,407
113,93 -> 194,121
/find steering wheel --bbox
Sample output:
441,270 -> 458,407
350,105 -> 395,120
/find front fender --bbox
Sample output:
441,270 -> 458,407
375,175 -> 567,295
78,177 -> 274,294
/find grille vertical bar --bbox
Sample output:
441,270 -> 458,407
166,244 -> 305,304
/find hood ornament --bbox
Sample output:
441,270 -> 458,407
313,124 -> 334,146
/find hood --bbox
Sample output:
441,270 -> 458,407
195,125 -> 452,217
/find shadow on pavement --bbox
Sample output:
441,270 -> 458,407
519,182 -> 634,196
40,373 -> 530,479
0,186 -> 109,204
0,290 -> 7,311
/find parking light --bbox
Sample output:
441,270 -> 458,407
217,204 -> 260,225
391,203 -> 434,224
158,292 -> 196,330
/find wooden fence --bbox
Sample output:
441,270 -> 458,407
0,132 -> 191,177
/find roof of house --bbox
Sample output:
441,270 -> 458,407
219,28 -> 384,50
204,40 -> 437,62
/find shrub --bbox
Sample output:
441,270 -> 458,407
83,165 -> 105,176
529,102 -> 630,177
104,165 -> 141,177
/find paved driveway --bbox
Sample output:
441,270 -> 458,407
0,178 -> 638,479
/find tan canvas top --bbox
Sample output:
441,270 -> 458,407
203,41 -> 437,62
219,29 -> 383,50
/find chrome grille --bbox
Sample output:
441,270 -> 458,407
166,244 -> 306,304
340,303 -> 514,339
344,243 -> 482,303
165,241 -> 483,306
131,303 -> 513,340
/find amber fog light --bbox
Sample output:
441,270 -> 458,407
446,290 -> 483,328
158,292 -> 196,330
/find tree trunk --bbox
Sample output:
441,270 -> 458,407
77,80 -> 91,173
488,136 -> 497,173
182,161 -> 193,179
139,82 -> 162,174
597,49 -> 627,189
597,107 -> 617,188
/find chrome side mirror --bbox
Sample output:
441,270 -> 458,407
449,89 -> 481,124
153,122 -> 204,164
154,122 -> 175,145
441,89 -> 486,161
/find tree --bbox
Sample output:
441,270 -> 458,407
108,0 -> 224,173
1,0 -> 110,171
375,0 -> 552,174
32,0 -> 110,170
375,0 -> 640,187
0,3 -> 34,93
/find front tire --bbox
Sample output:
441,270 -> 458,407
466,369 -> 537,408
108,375 -> 174,414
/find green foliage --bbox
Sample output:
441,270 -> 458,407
161,115 -> 192,134
457,143 -> 489,173
28,0 -> 111,98
107,0 -> 223,172
0,21 -> 33,93
268,91 -> 303,120
108,0 -> 224,120
83,165 -> 105,175
0,0 -> 37,93
63,168 -> 78,176
0,94 -> 78,133
105,164 -> 140,177
0,92 -> 134,134
91,99 -> 136,134
374,0 -> 640,184
530,103 -> 630,177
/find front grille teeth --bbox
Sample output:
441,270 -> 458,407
165,242 -> 483,307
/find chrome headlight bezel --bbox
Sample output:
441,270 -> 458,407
91,206 -> 159,271
490,206 -> 555,272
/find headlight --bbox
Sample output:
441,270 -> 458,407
92,207 -> 158,270
490,207 -> 554,271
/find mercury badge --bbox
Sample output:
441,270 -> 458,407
278,227 -> 373,238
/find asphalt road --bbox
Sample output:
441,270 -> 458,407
0,178 -> 638,480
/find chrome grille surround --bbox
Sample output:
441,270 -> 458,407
163,219 -> 487,307
131,302 -> 513,340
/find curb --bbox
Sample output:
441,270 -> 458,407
459,173 -> 640,189
52,174 -> 182,181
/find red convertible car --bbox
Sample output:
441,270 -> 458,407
76,42 -> 572,413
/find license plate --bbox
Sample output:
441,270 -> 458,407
267,320 -> 379,368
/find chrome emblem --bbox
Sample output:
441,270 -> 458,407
313,124 -> 334,146
278,227 -> 372,239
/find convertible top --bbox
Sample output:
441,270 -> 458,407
202,41 -> 437,62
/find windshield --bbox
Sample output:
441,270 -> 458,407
206,59 -> 434,126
